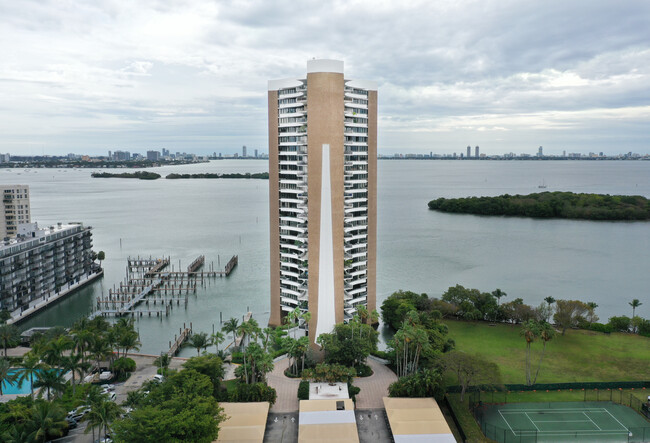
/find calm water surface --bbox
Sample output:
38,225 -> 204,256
1,160 -> 648,354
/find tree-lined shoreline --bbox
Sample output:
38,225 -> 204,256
90,171 -> 269,180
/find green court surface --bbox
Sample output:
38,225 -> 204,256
476,402 -> 650,442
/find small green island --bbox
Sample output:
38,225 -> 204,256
428,191 -> 650,221
166,172 -> 269,179
91,171 -> 269,180
91,171 -> 161,180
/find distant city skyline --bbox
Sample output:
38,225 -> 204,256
1,1 -> 650,156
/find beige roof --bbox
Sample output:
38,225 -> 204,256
383,397 -> 455,441
298,400 -> 359,443
216,402 -> 270,443
300,399 -> 355,412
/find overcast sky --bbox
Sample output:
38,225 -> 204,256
1,0 -> 649,156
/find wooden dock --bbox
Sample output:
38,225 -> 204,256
92,253 -> 238,319
168,326 -> 192,357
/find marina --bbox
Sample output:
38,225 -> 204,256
91,255 -> 238,319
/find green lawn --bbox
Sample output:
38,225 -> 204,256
444,319 -> 650,384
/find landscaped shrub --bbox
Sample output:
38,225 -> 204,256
388,369 -> 443,400
608,316 -> 631,332
355,363 -> 373,377
370,349 -> 390,360
297,380 -> 310,400
229,382 -> 277,405
588,322 -> 613,334
230,351 -> 244,364
347,382 -> 360,403
112,357 -> 136,381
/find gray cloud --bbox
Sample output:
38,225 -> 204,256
0,0 -> 649,155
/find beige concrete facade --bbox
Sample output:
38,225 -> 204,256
268,60 -> 377,344
268,90 -> 281,327
1,185 -> 31,239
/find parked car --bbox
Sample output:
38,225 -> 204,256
153,374 -> 164,383
100,384 -> 115,391
67,406 -> 90,421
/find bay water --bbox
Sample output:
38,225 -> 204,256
2,160 -> 648,355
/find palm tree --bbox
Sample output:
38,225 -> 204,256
222,318 -> 239,350
211,331 -> 225,353
85,398 -> 123,442
89,337 -> 112,373
61,353 -> 89,396
492,289 -> 507,306
0,324 -> 19,357
26,401 -> 67,443
369,309 -> 380,325
357,305 -> 369,324
0,357 -> 18,395
520,320 -> 539,386
116,329 -> 141,358
287,307 -> 301,339
188,332 -> 210,356
154,352 -> 171,375
16,353 -> 45,398
34,368 -> 66,400
533,322 -> 555,384
630,299 -> 642,319
42,335 -> 73,368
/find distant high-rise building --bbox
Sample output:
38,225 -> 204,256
254,149 -> 259,158
108,151 -> 112,160
162,148 -> 170,157
563,150 -> 566,157
0,153 -> 10,163
146,150 -> 160,162
467,145 -> 471,158
242,145 -> 247,157
1,185 -> 30,239
268,59 -> 377,344
538,146 -> 543,157
475,146 -> 479,158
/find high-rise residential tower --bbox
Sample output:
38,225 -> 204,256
1,185 -> 31,239
268,59 -> 377,344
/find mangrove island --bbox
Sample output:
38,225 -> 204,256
428,191 -> 650,221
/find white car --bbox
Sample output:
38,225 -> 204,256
152,374 -> 164,383
101,391 -> 116,401
100,384 -> 115,391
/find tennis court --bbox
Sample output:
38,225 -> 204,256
476,402 -> 650,442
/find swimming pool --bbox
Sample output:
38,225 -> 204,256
2,369 -> 57,395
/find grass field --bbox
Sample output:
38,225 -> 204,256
444,319 -> 650,384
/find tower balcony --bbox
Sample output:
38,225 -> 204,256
344,206 -> 367,214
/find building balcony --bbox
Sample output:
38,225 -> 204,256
344,206 -> 367,214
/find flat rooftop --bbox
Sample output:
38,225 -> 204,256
383,397 -> 456,443
215,402 -> 269,443
298,399 -> 358,443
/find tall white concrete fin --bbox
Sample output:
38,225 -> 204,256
316,144 -> 336,339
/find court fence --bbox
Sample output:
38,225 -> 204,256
468,391 -> 650,443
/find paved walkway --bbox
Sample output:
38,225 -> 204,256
267,357 -> 301,412
354,358 -> 397,409
267,356 -> 397,412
